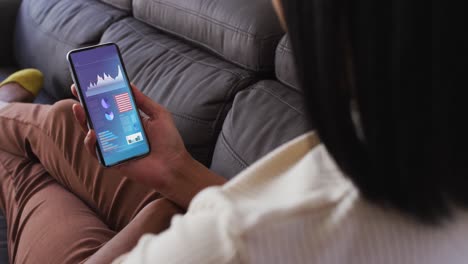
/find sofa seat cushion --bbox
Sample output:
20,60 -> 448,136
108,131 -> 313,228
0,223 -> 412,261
101,18 -> 257,166
210,80 -> 311,179
14,0 -> 127,100
133,0 -> 284,73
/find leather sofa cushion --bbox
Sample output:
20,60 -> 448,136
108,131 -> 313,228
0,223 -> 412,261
101,18 -> 256,165
210,81 -> 311,179
100,0 -> 132,11
275,36 -> 300,91
133,0 -> 284,73
14,0 -> 127,100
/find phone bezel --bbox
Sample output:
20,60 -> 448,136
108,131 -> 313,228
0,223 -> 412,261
67,43 -> 151,167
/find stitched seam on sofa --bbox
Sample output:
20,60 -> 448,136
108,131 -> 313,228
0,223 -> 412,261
278,41 -> 293,56
122,21 -> 252,78
278,39 -> 293,53
220,131 -> 248,168
256,84 -> 304,115
101,0 -> 130,11
207,76 -> 256,167
128,17 -> 261,72
25,1 -> 76,47
280,46 -> 293,53
27,1 -> 124,46
135,1 -> 281,71
212,76 -> 256,140
171,112 -> 212,126
275,44 -> 299,89
212,79 -> 238,137
278,76 -> 297,91
145,0 -> 284,71
147,0 -> 282,39
277,63 -> 298,89
274,46 -> 283,80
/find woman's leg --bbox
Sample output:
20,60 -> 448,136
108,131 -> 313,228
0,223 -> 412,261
0,83 -> 35,103
0,151 -> 179,264
0,151 -> 115,264
0,100 -> 162,231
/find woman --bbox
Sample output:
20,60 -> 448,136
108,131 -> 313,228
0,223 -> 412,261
1,0 -> 467,263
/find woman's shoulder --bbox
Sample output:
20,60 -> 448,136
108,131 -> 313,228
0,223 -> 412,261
188,131 -> 356,228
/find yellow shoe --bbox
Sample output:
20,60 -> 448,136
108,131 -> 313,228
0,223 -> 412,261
0,69 -> 44,97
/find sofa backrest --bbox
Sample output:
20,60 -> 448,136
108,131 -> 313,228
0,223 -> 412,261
210,35 -> 310,179
132,0 -> 284,73
14,0 -> 128,99
101,0 -> 284,165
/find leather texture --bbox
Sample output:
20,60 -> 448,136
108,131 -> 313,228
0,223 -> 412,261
275,35 -> 300,91
0,0 -> 21,67
100,0 -> 132,11
133,0 -> 284,73
210,80 -> 311,179
101,18 -> 257,166
14,0 -> 127,100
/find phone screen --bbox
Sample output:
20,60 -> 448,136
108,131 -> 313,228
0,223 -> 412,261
68,44 -> 150,167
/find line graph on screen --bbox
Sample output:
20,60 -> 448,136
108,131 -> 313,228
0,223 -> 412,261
86,65 -> 125,97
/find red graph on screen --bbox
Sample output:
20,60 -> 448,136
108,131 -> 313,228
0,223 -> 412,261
114,93 -> 133,113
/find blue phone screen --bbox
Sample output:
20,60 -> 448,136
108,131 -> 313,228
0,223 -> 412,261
69,44 -> 150,166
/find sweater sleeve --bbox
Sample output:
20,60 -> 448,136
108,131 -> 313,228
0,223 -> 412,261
112,191 -> 242,264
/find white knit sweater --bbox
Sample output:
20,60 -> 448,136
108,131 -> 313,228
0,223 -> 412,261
115,132 -> 468,263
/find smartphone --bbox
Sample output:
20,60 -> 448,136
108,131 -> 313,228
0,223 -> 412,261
67,43 -> 150,167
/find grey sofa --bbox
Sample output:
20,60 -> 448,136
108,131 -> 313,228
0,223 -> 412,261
0,0 -> 309,262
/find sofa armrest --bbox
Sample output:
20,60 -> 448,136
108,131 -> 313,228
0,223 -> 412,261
0,0 -> 21,67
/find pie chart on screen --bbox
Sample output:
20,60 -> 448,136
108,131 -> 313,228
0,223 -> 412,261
101,98 -> 110,109
105,111 -> 114,121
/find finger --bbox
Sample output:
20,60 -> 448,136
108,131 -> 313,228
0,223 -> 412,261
72,103 -> 89,134
131,84 -> 166,119
84,130 -> 98,159
140,116 -> 152,131
71,84 -> 79,99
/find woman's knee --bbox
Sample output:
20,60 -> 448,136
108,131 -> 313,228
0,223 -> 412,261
44,99 -> 81,135
48,99 -> 77,121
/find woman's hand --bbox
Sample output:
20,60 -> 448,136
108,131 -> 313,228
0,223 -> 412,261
71,84 -> 226,208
